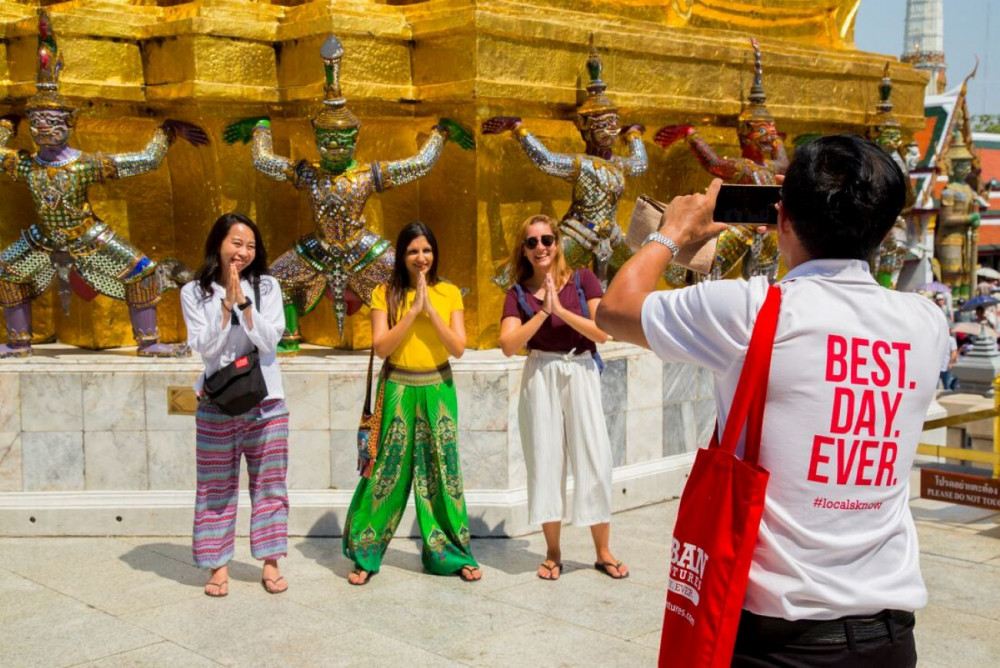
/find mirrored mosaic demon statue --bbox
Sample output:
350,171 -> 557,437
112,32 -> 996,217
482,38 -> 648,287
654,38 -> 787,285
224,35 -> 474,354
0,12 -> 208,358
866,63 -> 911,289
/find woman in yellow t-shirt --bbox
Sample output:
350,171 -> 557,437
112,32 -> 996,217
343,222 -> 481,584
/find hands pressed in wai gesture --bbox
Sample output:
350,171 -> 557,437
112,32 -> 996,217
410,271 -> 433,317
541,273 -> 560,317
224,263 -> 245,310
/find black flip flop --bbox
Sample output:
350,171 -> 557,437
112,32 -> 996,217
348,568 -> 376,586
594,560 -> 630,579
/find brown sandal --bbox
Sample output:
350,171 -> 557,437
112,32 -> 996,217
537,561 -> 563,581
204,580 -> 229,597
260,576 -> 288,594
458,565 -> 482,582
348,568 -> 375,586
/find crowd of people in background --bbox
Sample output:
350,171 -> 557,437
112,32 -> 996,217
923,275 -> 1000,391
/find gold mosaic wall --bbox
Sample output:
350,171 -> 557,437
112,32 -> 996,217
0,0 -> 927,349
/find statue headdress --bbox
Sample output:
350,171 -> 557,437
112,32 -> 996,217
866,62 -> 901,138
737,38 -> 774,134
26,11 -> 72,114
311,35 -> 360,131
576,35 -> 617,126
947,125 -> 974,164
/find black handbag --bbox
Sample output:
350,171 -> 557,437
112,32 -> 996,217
202,281 -> 267,416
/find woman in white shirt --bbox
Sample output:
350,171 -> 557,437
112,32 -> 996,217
180,213 -> 289,597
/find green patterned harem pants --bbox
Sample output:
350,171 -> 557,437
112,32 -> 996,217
342,364 -> 478,575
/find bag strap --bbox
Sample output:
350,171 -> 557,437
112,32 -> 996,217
363,347 -> 375,414
574,270 -> 589,319
716,284 -> 781,465
511,283 -> 535,321
254,280 -> 261,313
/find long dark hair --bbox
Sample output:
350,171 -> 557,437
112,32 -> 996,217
193,212 -> 269,300
387,221 -> 439,326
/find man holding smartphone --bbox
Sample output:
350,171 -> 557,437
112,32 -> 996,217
597,135 -> 949,666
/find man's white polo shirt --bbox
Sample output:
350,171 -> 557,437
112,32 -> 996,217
642,259 -> 949,620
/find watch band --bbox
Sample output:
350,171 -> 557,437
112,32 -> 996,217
238,297 -> 253,311
642,231 -> 680,256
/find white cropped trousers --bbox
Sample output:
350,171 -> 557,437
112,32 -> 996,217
518,349 -> 613,526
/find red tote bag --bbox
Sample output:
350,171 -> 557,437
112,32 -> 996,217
658,284 -> 781,668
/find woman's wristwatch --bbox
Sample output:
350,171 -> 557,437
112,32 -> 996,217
238,297 -> 253,311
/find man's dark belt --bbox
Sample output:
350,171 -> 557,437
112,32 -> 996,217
740,609 -> 914,646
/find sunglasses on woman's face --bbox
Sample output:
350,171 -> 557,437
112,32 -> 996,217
524,235 -> 556,250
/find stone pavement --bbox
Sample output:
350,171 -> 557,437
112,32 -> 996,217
1,470 -> 999,667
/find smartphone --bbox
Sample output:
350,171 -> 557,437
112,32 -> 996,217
712,184 -> 781,225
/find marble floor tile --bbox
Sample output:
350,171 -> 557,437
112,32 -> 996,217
1,537 -> 204,616
915,522 -> 1000,564
914,606 -> 1000,667
0,567 -> 161,667
291,568 -> 547,659
921,553 -> 1000,621
440,614 -> 658,666
487,566 -> 665,642
76,641 -> 220,667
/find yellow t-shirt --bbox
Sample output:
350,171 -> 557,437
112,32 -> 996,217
370,281 -> 464,370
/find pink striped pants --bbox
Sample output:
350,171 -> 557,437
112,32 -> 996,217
192,398 -> 289,569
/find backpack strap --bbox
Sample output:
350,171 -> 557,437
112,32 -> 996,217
511,283 -> 536,321
573,270 -> 605,374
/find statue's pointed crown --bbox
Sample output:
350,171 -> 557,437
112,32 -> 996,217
26,10 -> 72,113
867,62 -> 901,133
948,125 -> 974,163
312,34 -> 360,131
738,38 -> 774,128
577,35 -> 617,119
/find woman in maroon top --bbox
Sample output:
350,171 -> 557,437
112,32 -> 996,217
499,214 -> 628,581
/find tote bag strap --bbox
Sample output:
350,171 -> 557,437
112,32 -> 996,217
363,347 -> 375,414
717,284 -> 782,465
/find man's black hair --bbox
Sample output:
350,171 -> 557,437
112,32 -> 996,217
781,134 -> 905,261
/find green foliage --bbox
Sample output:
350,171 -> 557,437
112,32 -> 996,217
972,114 -> 1000,134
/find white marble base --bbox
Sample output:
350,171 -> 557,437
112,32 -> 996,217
0,343 -> 708,537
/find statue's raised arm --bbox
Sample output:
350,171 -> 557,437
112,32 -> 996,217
483,38 -> 649,285
618,124 -> 648,178
373,117 -> 474,191
654,38 -> 786,285
225,36 -> 470,351
0,11 -> 207,359
101,119 -> 207,181
484,117 -> 579,181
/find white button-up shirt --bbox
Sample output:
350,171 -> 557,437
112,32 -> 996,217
181,275 -> 286,400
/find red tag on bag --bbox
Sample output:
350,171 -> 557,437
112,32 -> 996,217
658,285 -> 780,668
234,356 -> 249,369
